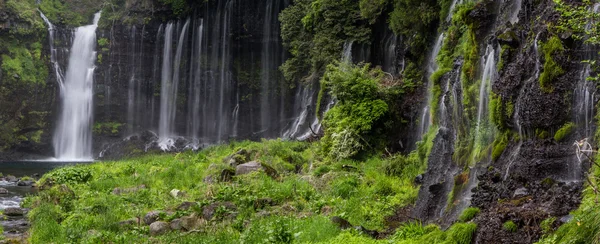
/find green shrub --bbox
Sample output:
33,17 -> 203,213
458,207 -> 480,222
332,175 -> 360,199
554,122 -> 575,142
539,36 -> 565,93
446,222 -> 477,244
503,220 -> 518,232
42,166 -> 93,185
320,62 -> 389,159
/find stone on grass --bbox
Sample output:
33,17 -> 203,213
17,180 -> 34,186
235,161 -> 263,175
118,218 -> 138,227
202,202 -> 237,220
170,218 -> 182,230
176,201 -> 196,211
180,214 -> 206,231
149,221 -> 170,236
170,189 -> 185,198
144,210 -> 162,225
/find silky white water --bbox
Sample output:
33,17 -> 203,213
53,12 -> 101,161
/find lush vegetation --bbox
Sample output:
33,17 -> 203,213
538,36 -> 565,93
23,139 -> 478,243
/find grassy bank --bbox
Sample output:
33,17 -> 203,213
24,139 -> 476,243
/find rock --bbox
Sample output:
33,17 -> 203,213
144,210 -> 162,225
330,216 -> 352,229
17,180 -> 33,186
6,175 -> 17,182
224,149 -> 249,167
202,202 -> 237,220
254,198 -> 274,209
260,163 -> 280,179
414,174 -> 424,184
177,201 -> 196,211
219,168 -> 235,182
235,161 -> 263,175
203,176 -> 215,184
355,225 -> 379,238
170,218 -> 182,230
180,214 -> 206,231
559,215 -> 573,224
149,221 -> 170,236
112,185 -> 146,195
513,187 -> 529,198
320,206 -> 333,216
118,218 -> 138,226
170,189 -> 185,198
0,188 -> 8,194
4,207 -> 24,216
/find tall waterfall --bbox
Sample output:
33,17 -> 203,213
53,12 -> 101,161
419,33 -> 444,138
158,20 -> 190,150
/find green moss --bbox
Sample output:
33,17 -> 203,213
536,129 -> 550,139
554,122 -> 575,142
491,132 -> 509,161
539,36 -> 565,93
503,220 -> 518,232
93,122 -> 123,136
458,207 -> 480,222
98,38 -> 109,47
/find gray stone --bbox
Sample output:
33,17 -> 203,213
149,221 -> 170,236
144,210 -> 162,225
0,188 -> 8,194
4,207 -> 24,216
5,175 -> 17,182
235,161 -> 263,175
170,189 -> 185,198
17,180 -> 33,186
170,218 -> 182,230
202,202 -> 237,220
118,218 -> 138,226
513,187 -> 529,198
176,201 -> 196,211
180,214 -> 205,231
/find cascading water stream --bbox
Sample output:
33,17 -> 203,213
419,33 -> 445,138
504,33 -> 541,180
53,12 -> 101,161
472,45 -> 497,164
510,0 -> 523,24
189,20 -> 204,141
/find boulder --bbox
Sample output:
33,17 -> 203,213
144,210 -> 162,225
176,201 -> 196,211
330,216 -> 352,229
219,168 -> 235,182
235,161 -> 263,175
17,180 -> 34,186
6,175 -> 18,182
149,221 -> 170,236
0,187 -> 8,194
202,202 -> 237,220
4,207 -> 24,216
170,218 -> 182,230
118,218 -> 138,227
224,149 -> 249,167
180,214 -> 206,231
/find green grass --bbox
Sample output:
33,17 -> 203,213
503,220 -> 518,232
26,139 -> 477,243
458,207 -> 480,222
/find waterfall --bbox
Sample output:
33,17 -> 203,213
189,20 -> 204,141
342,40 -> 354,63
419,33 -> 445,138
39,11 -> 65,89
472,45 -> 497,163
53,12 -> 101,161
217,0 -> 233,142
261,0 -> 276,135
504,34 -> 541,180
127,26 -> 137,134
150,24 -> 164,130
510,0 -> 523,24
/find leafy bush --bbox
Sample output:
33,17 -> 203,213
43,167 -> 93,185
503,220 -> 518,232
458,207 -> 480,222
320,62 -> 389,160
554,122 -> 575,142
